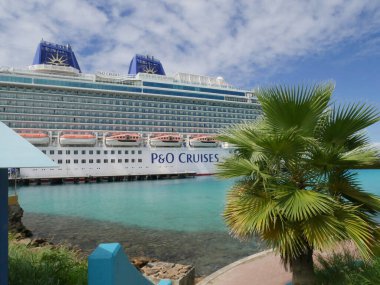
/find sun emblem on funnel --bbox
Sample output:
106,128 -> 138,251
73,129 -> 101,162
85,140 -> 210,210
46,52 -> 68,66
143,64 -> 157,74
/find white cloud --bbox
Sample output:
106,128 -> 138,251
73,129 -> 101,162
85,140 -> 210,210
0,0 -> 379,88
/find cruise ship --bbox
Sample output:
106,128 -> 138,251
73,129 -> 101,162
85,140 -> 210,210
1,40 -> 260,182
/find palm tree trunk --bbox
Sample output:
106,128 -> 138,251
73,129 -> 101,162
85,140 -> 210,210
291,247 -> 316,285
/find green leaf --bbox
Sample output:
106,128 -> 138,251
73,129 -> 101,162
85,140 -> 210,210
275,188 -> 334,221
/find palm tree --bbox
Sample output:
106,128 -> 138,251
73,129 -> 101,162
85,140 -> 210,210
217,83 -> 380,285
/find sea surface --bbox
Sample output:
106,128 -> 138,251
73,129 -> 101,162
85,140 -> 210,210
15,170 -> 379,276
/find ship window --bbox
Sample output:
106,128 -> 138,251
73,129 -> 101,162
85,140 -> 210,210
111,159 -> 115,163
118,150 -> 122,155
89,150 -> 93,155
66,159 -> 70,164
96,150 -> 101,155
125,159 -> 129,163
104,159 -> 108,163
125,150 -> 129,154
74,150 -> 78,155
118,159 -> 122,163
58,150 -> 62,155
89,159 -> 93,163
58,160 -> 62,164
42,150 -> 46,154
131,150 -> 135,154
111,150 -> 115,155
96,159 -> 101,163
74,159 -> 78,164
138,150 -> 142,154
131,159 -> 135,163
81,159 -> 86,163
82,150 -> 86,155
104,151 -> 108,155
50,150 -> 54,155
138,159 -> 142,163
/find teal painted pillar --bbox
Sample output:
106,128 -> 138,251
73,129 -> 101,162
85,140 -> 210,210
0,169 -> 8,285
88,243 -> 153,285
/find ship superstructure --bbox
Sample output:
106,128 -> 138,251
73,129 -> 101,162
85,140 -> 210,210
0,41 -> 260,181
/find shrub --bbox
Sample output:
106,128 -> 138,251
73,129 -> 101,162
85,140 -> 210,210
315,251 -> 380,285
8,241 -> 87,285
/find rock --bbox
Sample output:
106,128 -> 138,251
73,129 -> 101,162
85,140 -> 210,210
141,261 -> 195,285
142,267 -> 160,275
18,238 -> 32,246
8,203 -> 33,238
31,238 -> 52,247
131,256 -> 158,270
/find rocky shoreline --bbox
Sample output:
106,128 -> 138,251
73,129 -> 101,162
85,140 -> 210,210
9,205 -> 265,277
8,203 -> 32,238
9,203 -> 197,283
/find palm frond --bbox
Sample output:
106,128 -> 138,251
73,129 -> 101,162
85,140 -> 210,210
344,132 -> 372,150
263,224 -> 309,265
302,214 -> 345,250
334,205 -> 376,261
216,156 -> 271,181
340,147 -> 380,167
217,121 -> 265,158
223,184 -> 279,239
329,171 -> 380,212
320,103 -> 380,147
275,188 -> 334,221
257,83 -> 333,134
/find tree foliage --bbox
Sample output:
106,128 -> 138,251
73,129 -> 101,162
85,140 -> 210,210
217,83 -> 380,267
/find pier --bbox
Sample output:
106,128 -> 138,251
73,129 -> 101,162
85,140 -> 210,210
8,172 -> 196,186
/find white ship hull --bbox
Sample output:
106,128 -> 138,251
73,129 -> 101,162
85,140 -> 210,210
2,41 -> 259,183
19,146 -> 231,179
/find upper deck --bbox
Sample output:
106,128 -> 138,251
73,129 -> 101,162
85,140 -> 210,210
0,41 -> 260,134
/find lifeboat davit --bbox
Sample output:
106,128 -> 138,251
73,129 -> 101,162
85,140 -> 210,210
105,133 -> 142,147
60,133 -> 96,146
189,135 -> 218,148
149,133 -> 182,147
18,132 -> 50,145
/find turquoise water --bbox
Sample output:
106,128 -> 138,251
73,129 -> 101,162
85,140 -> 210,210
17,177 -> 235,232
16,170 -> 379,232
15,169 -> 379,275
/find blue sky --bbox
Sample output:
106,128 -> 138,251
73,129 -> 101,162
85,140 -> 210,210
0,0 -> 379,144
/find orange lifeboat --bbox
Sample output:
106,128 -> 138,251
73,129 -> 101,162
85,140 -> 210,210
149,133 -> 182,147
18,131 -> 50,145
59,133 -> 96,146
189,135 -> 218,148
105,132 -> 142,147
